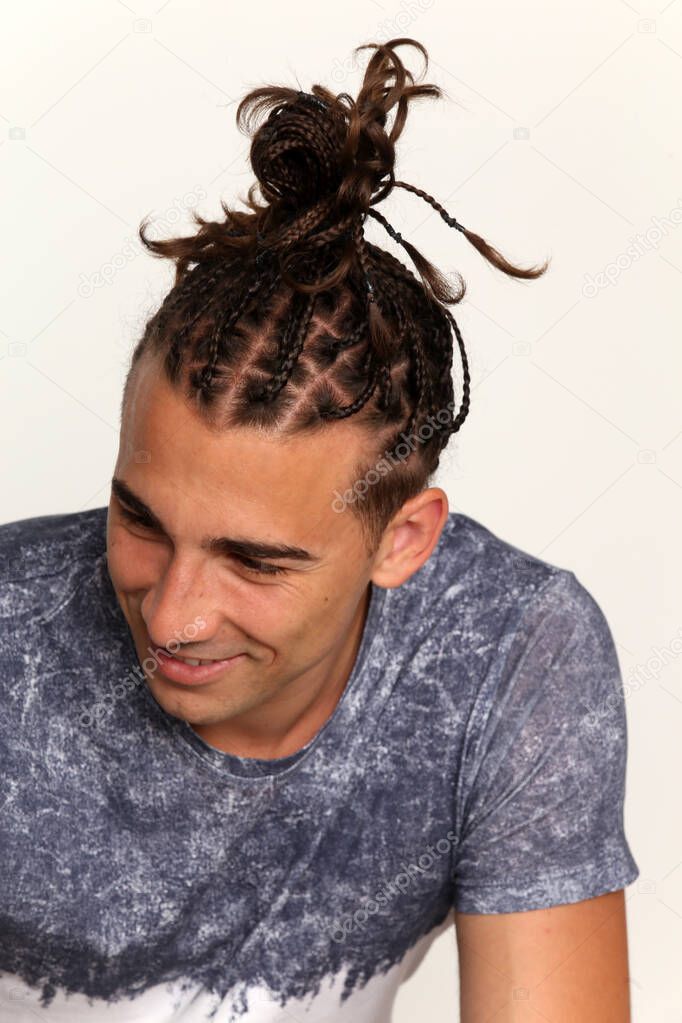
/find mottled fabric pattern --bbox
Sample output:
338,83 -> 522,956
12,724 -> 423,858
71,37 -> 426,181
0,506 -> 639,1021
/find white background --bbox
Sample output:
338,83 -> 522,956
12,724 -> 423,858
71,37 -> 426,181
1,1 -> 680,1018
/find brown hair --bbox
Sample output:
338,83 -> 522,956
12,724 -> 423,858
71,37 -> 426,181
126,37 -> 548,554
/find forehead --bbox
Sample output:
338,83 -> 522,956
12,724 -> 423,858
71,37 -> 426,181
119,352 -> 370,544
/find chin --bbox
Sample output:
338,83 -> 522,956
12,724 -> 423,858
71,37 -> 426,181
144,657 -> 279,729
145,673 -> 238,725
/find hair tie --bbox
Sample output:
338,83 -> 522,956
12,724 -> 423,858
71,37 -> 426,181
383,222 -> 403,245
441,212 -> 466,234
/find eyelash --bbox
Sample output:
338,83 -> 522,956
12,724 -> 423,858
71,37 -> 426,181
118,507 -> 286,577
238,559 -> 285,577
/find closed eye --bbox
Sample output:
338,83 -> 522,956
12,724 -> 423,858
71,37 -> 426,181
236,557 -> 286,576
118,506 -> 159,532
117,506 -> 286,577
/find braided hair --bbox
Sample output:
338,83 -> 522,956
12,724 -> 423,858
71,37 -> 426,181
127,37 -> 548,554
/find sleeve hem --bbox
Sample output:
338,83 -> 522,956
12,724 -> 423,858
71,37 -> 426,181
454,851 -> 640,915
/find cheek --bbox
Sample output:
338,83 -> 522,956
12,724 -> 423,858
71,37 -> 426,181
285,587 -> 350,652
233,586 -> 322,657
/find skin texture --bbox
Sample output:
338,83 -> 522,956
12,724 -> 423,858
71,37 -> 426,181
455,889 -> 632,1021
106,349 -> 449,758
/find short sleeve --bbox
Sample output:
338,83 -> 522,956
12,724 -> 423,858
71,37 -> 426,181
452,570 -> 640,914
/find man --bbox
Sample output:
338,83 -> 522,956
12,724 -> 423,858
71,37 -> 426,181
0,346 -> 638,1021
0,37 -> 639,1021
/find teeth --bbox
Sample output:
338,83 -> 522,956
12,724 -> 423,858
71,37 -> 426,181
174,655 -> 209,666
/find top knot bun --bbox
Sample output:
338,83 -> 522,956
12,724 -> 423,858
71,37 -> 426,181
138,35 -> 547,317
247,91 -> 346,214
239,38 -> 437,227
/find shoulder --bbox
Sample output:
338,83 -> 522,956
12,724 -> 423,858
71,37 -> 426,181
395,511 -> 618,702
435,509 -> 568,583
0,506 -> 107,578
0,506 -> 108,624
414,510 -> 577,629
434,510 -> 613,619
445,518 -> 626,792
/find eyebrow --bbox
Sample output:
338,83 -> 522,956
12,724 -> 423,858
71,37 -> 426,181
110,477 -> 321,564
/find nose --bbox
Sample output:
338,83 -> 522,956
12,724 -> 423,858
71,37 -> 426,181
141,552 -> 219,651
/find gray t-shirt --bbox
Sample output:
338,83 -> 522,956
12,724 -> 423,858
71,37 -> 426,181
0,506 -> 639,1022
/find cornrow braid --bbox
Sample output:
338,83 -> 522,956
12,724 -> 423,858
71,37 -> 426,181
443,305 -> 471,437
252,291 -> 318,404
352,218 -> 374,301
319,350 -> 382,421
368,261 -> 432,451
195,264 -> 282,397
142,259 -> 236,383
366,240 -> 458,430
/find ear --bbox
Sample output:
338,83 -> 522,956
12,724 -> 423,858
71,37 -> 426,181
370,487 -> 449,589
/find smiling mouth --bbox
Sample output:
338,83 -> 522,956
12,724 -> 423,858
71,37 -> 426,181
170,654 -> 226,666
153,647 -> 245,687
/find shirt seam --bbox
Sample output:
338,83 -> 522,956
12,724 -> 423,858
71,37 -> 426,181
455,851 -> 632,888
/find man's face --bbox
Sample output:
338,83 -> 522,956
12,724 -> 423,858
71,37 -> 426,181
106,351 -> 383,737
